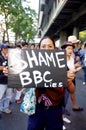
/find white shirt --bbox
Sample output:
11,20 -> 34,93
67,56 -> 75,70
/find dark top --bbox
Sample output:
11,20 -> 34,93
0,53 -> 8,84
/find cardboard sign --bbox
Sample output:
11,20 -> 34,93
8,48 -> 67,88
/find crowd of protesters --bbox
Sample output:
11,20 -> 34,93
0,41 -> 37,119
0,36 -> 86,130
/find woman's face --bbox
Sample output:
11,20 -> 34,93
65,46 -> 73,56
40,38 -> 55,50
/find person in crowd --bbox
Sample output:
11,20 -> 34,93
30,43 -> 35,49
61,41 -> 83,111
16,41 -> 22,47
0,44 -> 12,119
22,42 -> 29,49
27,36 -> 75,130
80,43 -> 86,85
68,35 -> 81,63
16,44 -> 22,49
61,41 -> 84,129
35,44 -> 39,49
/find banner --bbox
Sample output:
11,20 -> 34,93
8,48 -> 67,88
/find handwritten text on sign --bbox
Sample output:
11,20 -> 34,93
8,49 -> 67,88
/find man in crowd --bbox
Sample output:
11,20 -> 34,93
0,44 -> 12,119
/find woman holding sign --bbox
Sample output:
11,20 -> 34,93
3,37 -> 75,130
27,36 -> 75,130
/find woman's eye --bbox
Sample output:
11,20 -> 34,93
42,46 -> 46,48
49,46 -> 53,48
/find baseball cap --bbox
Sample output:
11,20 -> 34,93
0,44 -> 8,49
68,35 -> 80,43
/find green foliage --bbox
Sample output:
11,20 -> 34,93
79,30 -> 86,42
0,0 -> 38,42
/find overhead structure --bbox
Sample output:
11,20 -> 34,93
38,0 -> 86,40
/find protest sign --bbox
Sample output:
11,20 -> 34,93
8,48 -> 67,88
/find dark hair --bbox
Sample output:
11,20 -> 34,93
30,43 -> 35,47
16,44 -> 21,48
84,43 -> 86,48
39,36 -> 55,48
22,42 -> 28,47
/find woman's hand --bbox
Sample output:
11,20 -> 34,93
67,70 -> 75,81
3,66 -> 8,76
72,66 -> 82,73
75,62 -> 81,68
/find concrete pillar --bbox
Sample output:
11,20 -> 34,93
73,27 -> 79,38
59,31 -> 67,46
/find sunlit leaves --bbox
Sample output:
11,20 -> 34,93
79,30 -> 86,42
0,0 -> 38,41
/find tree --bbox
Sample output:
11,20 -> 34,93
0,0 -> 38,42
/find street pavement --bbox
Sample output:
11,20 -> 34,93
0,101 -> 28,130
65,69 -> 86,130
0,69 -> 86,130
